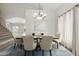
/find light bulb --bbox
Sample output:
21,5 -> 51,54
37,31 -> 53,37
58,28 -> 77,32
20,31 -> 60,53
43,14 -> 47,16
34,13 -> 38,15
33,11 -> 46,20
37,16 -> 42,20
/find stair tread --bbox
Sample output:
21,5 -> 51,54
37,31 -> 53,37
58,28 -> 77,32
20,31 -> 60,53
0,24 -> 14,50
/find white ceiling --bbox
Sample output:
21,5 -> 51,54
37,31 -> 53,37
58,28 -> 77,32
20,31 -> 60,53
0,3 -> 76,12
27,3 -> 62,10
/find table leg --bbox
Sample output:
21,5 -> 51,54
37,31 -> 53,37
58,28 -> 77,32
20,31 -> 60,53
57,42 -> 58,48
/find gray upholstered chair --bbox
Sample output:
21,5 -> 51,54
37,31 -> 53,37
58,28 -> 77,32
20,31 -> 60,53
40,36 -> 53,56
23,36 -> 37,56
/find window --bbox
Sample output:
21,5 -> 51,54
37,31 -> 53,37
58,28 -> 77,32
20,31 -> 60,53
58,9 -> 73,50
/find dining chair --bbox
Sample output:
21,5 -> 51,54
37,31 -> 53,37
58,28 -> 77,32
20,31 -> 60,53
40,36 -> 53,56
14,38 -> 23,49
23,36 -> 37,56
53,32 -> 60,48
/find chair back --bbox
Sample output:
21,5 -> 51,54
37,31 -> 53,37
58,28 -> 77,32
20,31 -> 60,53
23,36 -> 35,50
40,36 -> 53,50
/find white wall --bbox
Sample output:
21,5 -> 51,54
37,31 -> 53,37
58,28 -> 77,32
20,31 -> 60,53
0,4 -> 58,37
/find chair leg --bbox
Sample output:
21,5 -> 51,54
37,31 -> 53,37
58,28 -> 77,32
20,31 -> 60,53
42,50 -> 44,56
49,50 -> 52,56
24,50 -> 26,56
14,43 -> 17,48
22,45 -> 24,49
32,50 -> 34,56
14,43 -> 15,48
57,43 -> 59,48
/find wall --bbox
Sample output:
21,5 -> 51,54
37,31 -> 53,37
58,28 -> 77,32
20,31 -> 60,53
0,4 -> 57,37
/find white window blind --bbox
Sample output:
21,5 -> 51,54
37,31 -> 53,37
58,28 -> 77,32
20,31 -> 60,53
58,9 -> 73,50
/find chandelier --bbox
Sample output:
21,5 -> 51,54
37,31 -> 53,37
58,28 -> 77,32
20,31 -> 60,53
33,3 -> 47,20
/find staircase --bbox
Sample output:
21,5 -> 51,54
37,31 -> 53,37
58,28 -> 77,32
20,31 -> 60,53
0,24 -> 14,55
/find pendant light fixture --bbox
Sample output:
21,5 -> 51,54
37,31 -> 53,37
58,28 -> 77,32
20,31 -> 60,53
33,3 -> 47,20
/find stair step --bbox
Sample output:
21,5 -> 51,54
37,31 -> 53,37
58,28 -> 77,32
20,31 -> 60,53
0,24 -> 14,52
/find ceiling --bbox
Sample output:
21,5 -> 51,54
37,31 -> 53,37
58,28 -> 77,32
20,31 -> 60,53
0,3 -> 74,15
0,3 -> 76,12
